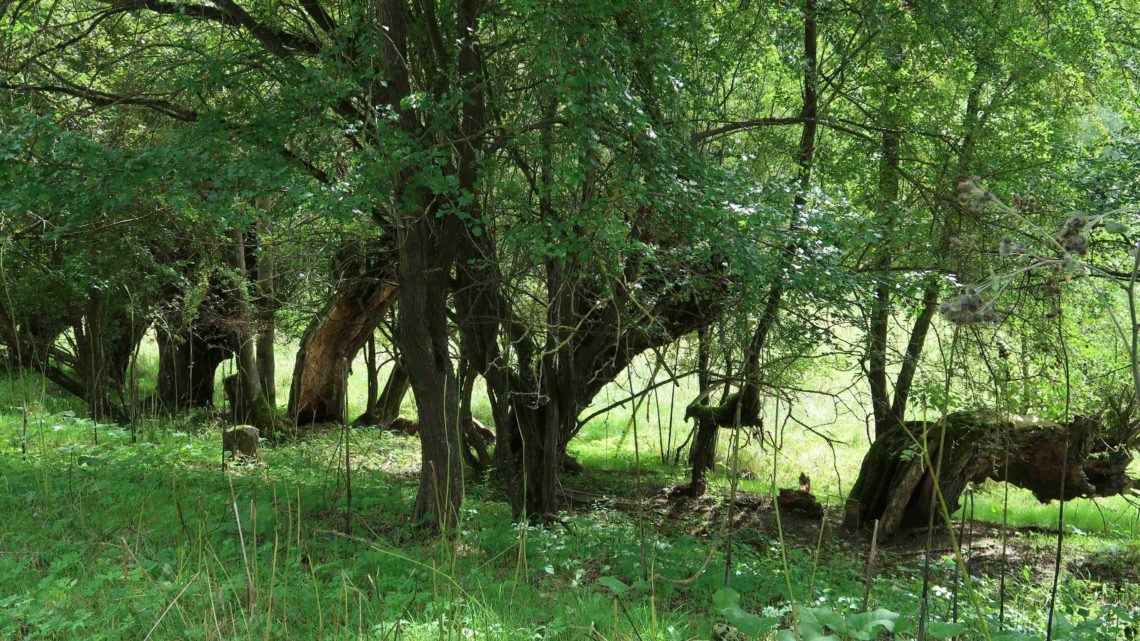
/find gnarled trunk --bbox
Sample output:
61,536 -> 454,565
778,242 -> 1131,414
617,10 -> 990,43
354,358 -> 410,427
400,221 -> 464,531
157,325 -> 231,411
289,279 -> 398,425
842,411 -> 1137,537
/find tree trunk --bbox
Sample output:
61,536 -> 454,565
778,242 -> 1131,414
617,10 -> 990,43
1,291 -> 144,422
867,40 -> 902,440
72,286 -> 148,423
683,327 -> 719,496
75,287 -> 112,421
363,334 -> 378,417
399,221 -> 464,531
864,59 -> 987,442
354,357 -> 410,427
457,359 -> 493,471
157,326 -> 231,410
378,360 -> 410,425
256,240 -> 277,405
288,279 -> 398,424
842,411 -> 1136,537
682,0 -> 817,473
226,228 -> 280,434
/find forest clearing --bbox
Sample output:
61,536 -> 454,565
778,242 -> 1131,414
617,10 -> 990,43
2,0 -> 1140,639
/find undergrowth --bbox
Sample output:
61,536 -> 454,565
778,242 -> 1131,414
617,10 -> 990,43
1,406 -> 1138,640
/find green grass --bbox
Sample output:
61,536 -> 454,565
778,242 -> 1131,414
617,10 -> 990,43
2,337 -> 1140,639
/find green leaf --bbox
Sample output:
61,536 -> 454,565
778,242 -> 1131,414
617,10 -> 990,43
597,576 -> 629,595
722,608 -> 778,637
712,587 -> 742,610
776,630 -> 798,641
1105,220 -> 1127,234
926,621 -> 968,639
1050,611 -> 1074,641
711,588 -> 778,637
845,608 -> 901,639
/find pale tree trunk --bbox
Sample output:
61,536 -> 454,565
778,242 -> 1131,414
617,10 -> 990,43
226,228 -> 279,434
288,278 -> 397,424
256,236 -> 276,405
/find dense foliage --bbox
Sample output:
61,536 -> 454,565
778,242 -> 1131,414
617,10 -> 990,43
2,0 -> 1139,639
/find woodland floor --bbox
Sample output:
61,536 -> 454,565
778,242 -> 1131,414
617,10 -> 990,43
2,407 -> 1139,641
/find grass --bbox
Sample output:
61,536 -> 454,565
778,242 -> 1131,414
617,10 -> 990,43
2,336 -> 1140,639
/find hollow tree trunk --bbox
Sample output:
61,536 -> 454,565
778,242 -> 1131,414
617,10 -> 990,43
288,280 -> 398,425
842,411 -> 1137,537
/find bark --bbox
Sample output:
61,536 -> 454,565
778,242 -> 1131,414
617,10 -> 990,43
681,327 -> 719,496
288,278 -> 398,424
842,411 -> 1137,537
458,360 -> 493,471
156,324 -> 232,411
367,0 -> 474,532
400,219 -> 464,530
377,360 -> 410,424
362,334 -> 378,417
354,358 -> 410,427
74,287 -> 112,421
226,228 -> 280,434
256,241 -> 277,405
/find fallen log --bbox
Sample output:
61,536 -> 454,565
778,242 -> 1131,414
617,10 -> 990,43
842,410 -> 1137,537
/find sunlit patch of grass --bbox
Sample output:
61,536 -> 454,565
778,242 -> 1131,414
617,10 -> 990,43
963,485 -> 1140,538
